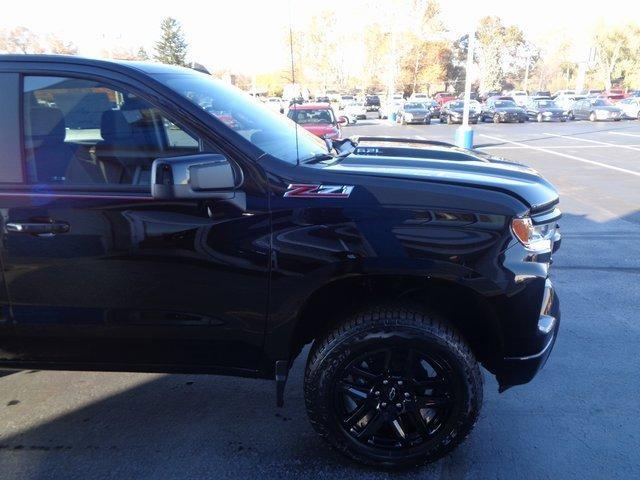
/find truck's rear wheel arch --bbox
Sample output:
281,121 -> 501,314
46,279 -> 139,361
289,274 -> 505,369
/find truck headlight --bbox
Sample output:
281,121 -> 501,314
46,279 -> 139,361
511,217 -> 556,251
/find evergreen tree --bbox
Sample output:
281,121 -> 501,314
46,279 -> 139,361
137,47 -> 149,61
154,17 -> 188,66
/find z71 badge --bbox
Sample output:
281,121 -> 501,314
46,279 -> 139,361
284,184 -> 354,198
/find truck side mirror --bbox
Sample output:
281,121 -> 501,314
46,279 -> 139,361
151,154 -> 241,200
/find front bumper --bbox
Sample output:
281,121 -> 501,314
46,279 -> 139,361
595,110 -> 623,120
449,114 -> 479,123
495,279 -> 560,391
540,113 -> 567,121
500,112 -> 526,122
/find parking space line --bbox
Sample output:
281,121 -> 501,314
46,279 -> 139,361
609,131 -> 640,138
478,144 -> 640,150
479,133 -> 640,177
543,132 -> 640,152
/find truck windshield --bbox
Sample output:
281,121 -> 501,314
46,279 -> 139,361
155,71 -> 327,164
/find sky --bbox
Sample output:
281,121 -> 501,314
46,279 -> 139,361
2,0 -> 639,73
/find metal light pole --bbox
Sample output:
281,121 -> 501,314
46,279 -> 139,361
456,24 -> 476,149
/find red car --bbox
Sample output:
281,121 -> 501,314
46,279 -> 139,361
287,103 -> 346,140
433,92 -> 456,106
599,89 -> 627,102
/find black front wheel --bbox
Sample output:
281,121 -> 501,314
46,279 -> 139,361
304,306 -> 483,468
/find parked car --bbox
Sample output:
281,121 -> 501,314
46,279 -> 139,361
396,102 -> 432,124
457,92 -> 480,101
617,97 -> 640,119
433,91 -> 456,106
409,92 -> 430,102
0,54 -> 562,469
525,98 -> 568,122
599,89 -> 626,102
315,95 -> 331,103
530,91 -> 551,98
485,95 -> 515,105
343,101 -> 367,123
339,94 -> 355,110
378,100 -> 404,119
509,90 -> 529,106
555,94 -> 586,112
569,97 -> 623,121
287,102 -> 347,139
264,96 -> 285,114
423,99 -> 441,118
439,100 -> 479,124
552,89 -> 575,98
364,94 -> 380,111
480,90 -> 501,102
481,97 -> 527,123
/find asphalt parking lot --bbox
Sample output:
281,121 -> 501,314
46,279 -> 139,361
1,116 -> 639,480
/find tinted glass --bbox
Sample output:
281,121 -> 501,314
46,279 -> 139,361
23,76 -> 202,186
287,108 -> 335,124
495,100 -> 516,107
157,72 -> 326,164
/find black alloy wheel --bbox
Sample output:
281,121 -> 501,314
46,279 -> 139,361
304,306 -> 482,468
333,347 -> 459,453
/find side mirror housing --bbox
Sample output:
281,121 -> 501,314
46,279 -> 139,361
151,154 -> 240,200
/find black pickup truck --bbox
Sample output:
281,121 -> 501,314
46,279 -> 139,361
0,56 -> 561,468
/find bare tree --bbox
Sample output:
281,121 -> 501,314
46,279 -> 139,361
0,27 -> 44,54
47,34 -> 78,55
593,24 -> 632,90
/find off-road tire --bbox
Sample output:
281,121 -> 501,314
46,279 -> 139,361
304,305 -> 483,468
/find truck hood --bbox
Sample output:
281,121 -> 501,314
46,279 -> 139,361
324,141 -> 558,210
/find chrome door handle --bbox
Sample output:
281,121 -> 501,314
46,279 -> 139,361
6,221 -> 70,235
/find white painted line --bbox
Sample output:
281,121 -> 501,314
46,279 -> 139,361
478,144 -> 640,150
479,133 -> 640,177
543,132 -> 640,152
609,131 -> 640,138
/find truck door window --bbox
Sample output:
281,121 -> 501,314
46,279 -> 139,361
22,76 -> 205,187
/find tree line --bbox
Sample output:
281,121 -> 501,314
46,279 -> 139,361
0,17 -> 188,67
1,6 -> 639,96
286,1 -> 640,96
